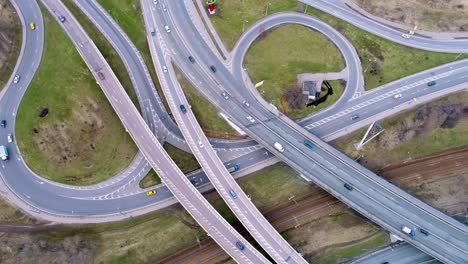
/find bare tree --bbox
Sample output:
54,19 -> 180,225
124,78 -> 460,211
284,84 -> 307,110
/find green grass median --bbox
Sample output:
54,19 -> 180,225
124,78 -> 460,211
15,7 -> 137,185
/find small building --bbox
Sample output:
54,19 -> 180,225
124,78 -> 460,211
302,81 -> 319,100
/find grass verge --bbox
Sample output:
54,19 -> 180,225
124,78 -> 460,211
312,231 -> 388,264
163,143 -> 200,173
0,0 -> 22,90
139,169 -> 161,189
244,24 -> 344,118
174,67 -> 241,138
284,211 -> 389,263
15,7 -> 137,185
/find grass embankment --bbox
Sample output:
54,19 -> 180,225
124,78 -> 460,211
15,7 -> 137,185
139,143 -> 201,188
244,24 -> 344,119
286,211 -> 389,263
210,0 -> 300,50
332,92 -> 468,169
174,68 -> 242,138
139,169 -> 161,189
0,0 -> 22,90
0,163 -> 311,263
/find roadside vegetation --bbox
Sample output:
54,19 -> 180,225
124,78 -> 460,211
0,0 -> 22,90
332,92 -> 468,170
139,169 -> 161,189
174,68 -> 242,138
139,143 -> 201,189
244,25 -> 345,118
15,8 -> 137,185
354,0 -> 468,33
163,143 -> 200,173
286,211 -> 389,263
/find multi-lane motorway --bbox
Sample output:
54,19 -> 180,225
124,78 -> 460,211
158,1 -> 468,262
1,0 -> 468,263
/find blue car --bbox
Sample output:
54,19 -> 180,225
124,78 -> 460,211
236,241 -> 245,251
427,81 -> 436,86
229,189 -> 237,199
304,140 -> 314,149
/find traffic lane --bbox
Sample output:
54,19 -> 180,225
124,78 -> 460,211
140,3 -> 273,262
228,12 -> 362,105
262,98 -> 468,248
75,0 -> 190,143
151,23 -> 296,262
201,35 -> 468,262
353,243 -> 440,264
264,130 -> 468,262
309,70 -> 468,138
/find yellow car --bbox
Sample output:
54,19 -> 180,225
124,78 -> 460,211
29,22 -> 36,30
146,189 -> 157,196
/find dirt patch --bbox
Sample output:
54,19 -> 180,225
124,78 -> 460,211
0,0 -> 22,87
0,233 -> 96,264
32,97 -> 105,165
286,212 -> 380,255
411,172 -> 468,221
353,0 -> 468,32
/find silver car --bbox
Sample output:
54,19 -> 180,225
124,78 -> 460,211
13,75 -> 20,84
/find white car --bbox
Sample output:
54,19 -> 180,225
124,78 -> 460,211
7,134 -> 12,143
198,140 -> 204,148
162,66 -> 167,73
393,94 -> 402,99
165,25 -> 171,33
246,115 -> 255,123
13,75 -> 20,84
243,101 -> 250,107
153,0 -> 158,4
162,3 -> 167,11
401,33 -> 410,39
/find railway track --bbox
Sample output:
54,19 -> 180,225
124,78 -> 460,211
158,147 -> 468,264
